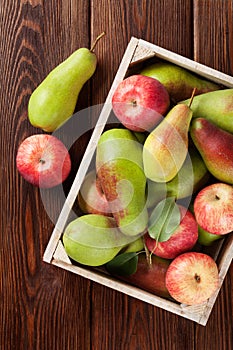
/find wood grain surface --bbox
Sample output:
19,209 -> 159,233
0,1 -> 232,349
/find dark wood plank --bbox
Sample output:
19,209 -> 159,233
90,1 -> 195,349
194,0 -> 233,74
90,0 -> 194,109
194,0 -> 233,345
0,1 -> 91,349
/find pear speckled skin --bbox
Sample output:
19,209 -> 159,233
96,129 -> 148,236
181,89 -> 233,133
28,48 -> 97,132
140,62 -> 220,102
143,104 -> 192,182
190,118 -> 233,184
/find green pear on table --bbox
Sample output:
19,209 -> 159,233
140,61 -> 220,102
63,214 -> 130,266
180,89 -> 233,133
190,118 -> 233,184
143,103 -> 193,183
28,33 -> 105,132
96,128 -> 148,236
146,146 -> 210,208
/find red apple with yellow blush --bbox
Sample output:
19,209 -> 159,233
16,134 -> 71,188
145,206 -> 198,259
112,75 -> 170,132
165,252 -> 220,305
194,183 -> 233,235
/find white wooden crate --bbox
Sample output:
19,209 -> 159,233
43,37 -> 233,326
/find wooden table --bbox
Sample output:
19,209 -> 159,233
1,1 -> 233,349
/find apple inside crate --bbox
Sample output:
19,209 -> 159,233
43,37 -> 233,326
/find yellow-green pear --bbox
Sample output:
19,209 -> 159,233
140,61 -> 220,102
143,104 -> 193,182
28,33 -> 105,132
63,214 -> 130,266
96,129 -> 148,236
180,89 -> 233,133
146,147 -> 210,207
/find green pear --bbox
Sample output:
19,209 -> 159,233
96,128 -> 148,236
143,104 -> 193,182
190,118 -> 233,184
123,236 -> 144,253
146,147 -> 210,207
133,131 -> 147,144
198,225 -> 223,246
140,61 -> 220,102
77,170 -> 111,216
180,89 -> 233,133
165,147 -> 209,198
63,214 -> 130,266
146,180 -> 167,208
28,33 -> 105,132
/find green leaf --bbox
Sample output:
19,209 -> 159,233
148,197 -> 181,242
105,252 -> 138,276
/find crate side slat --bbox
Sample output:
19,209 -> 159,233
218,234 -> 233,274
43,37 -> 139,263
51,259 -> 203,324
138,39 -> 233,87
53,240 -> 72,264
197,234 -> 233,325
130,44 -> 156,64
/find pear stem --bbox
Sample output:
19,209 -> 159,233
143,236 -> 152,268
90,32 -> 106,52
188,87 -> 197,108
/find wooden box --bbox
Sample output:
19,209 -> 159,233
43,37 -> 233,326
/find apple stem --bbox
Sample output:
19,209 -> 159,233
188,87 -> 197,108
39,158 -> 45,164
90,32 -> 106,52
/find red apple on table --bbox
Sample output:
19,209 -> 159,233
112,75 -> 170,132
194,182 -> 233,235
16,134 -> 71,188
165,252 -> 220,305
145,206 -> 198,259
78,170 -> 111,216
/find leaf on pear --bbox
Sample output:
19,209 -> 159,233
105,252 -> 138,276
148,197 -> 180,242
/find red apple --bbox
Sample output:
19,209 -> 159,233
145,206 -> 198,259
78,170 -> 111,216
165,252 -> 220,305
112,75 -> 170,132
16,134 -> 71,188
194,183 -> 233,234
117,254 -> 171,298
